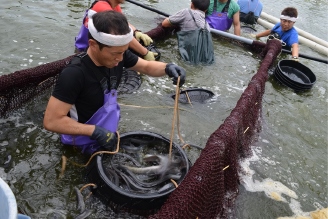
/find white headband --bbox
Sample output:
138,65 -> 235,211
280,15 -> 297,22
88,13 -> 133,46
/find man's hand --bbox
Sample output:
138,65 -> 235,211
143,51 -> 158,61
90,126 -> 117,151
165,63 -> 186,87
291,56 -> 299,62
135,31 -> 153,46
250,34 -> 259,40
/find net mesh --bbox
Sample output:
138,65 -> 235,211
149,39 -> 282,219
0,37 -> 282,218
0,55 -> 74,117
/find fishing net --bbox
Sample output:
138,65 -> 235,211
0,55 -> 74,118
149,39 -> 282,219
0,34 -> 282,218
0,57 -> 142,117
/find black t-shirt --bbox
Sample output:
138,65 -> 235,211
52,50 -> 138,123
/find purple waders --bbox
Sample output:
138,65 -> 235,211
206,0 -> 233,31
61,89 -> 120,154
75,10 -> 89,51
206,12 -> 233,31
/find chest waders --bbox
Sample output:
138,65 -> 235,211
61,53 -> 120,154
75,0 -> 110,51
206,0 -> 233,31
177,10 -> 214,65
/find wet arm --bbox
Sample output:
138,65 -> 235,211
129,38 -> 148,56
129,58 -> 167,77
162,18 -> 172,27
128,22 -> 148,56
291,43 -> 299,57
256,29 -> 271,38
233,12 -> 241,36
43,96 -> 95,136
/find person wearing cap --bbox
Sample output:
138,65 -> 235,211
253,7 -> 299,61
75,0 -> 157,61
44,10 -> 186,154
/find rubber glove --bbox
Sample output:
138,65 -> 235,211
135,31 -> 153,46
291,56 -> 299,62
90,126 -> 117,151
143,51 -> 158,61
165,63 -> 186,87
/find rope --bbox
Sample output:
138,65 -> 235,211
60,131 -> 121,177
168,77 -> 181,159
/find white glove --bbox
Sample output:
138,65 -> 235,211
135,31 -> 153,46
143,51 -> 158,61
250,34 -> 259,40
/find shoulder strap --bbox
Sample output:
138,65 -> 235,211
188,9 -> 200,28
89,0 -> 110,9
72,52 -> 121,91
74,52 -> 108,92
221,0 -> 231,13
89,0 -> 99,9
70,52 -> 88,65
213,0 -> 218,13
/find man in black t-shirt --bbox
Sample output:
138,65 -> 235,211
43,11 -> 186,154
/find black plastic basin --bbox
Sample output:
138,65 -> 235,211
86,131 -> 190,214
274,60 -> 316,91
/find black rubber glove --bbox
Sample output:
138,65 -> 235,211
90,126 -> 117,151
165,63 -> 186,87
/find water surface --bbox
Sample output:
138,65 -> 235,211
0,0 -> 327,218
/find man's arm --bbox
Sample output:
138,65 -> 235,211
291,43 -> 299,57
233,11 -> 241,36
162,18 -> 173,28
43,96 -> 95,136
255,29 -> 271,38
129,58 -> 186,86
129,58 -> 166,77
129,38 -> 149,56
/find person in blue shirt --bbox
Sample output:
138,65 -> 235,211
237,0 -> 263,25
254,7 -> 299,61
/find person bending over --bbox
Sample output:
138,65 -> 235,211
44,10 -> 186,154
75,0 -> 157,61
160,0 -> 214,65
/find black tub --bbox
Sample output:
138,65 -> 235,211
171,87 -> 215,103
274,60 -> 316,91
85,131 -> 190,215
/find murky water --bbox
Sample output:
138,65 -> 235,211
0,0 -> 327,218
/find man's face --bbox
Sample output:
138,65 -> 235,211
280,19 -> 295,31
94,43 -> 129,68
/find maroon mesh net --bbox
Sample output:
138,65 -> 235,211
148,39 -> 282,219
0,38 -> 282,218
0,55 -> 74,117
